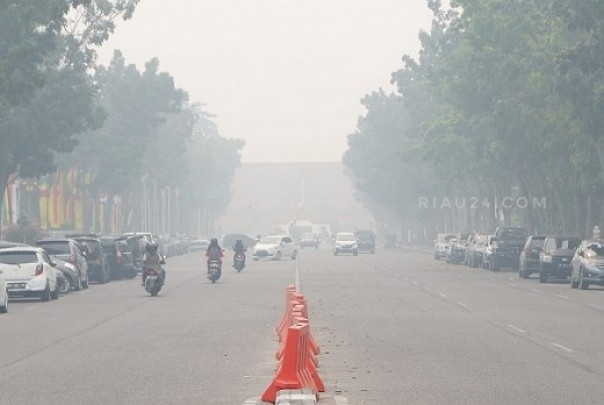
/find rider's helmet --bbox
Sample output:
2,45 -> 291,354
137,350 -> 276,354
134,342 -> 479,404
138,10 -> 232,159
146,242 -> 159,253
236,239 -> 242,245
210,238 -> 218,245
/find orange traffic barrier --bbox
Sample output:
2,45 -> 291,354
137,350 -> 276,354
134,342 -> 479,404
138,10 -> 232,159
261,323 -> 318,403
276,306 -> 319,369
276,284 -> 297,337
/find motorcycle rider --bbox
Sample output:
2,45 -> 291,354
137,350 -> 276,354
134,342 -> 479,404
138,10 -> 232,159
232,239 -> 246,267
142,242 -> 165,285
206,238 -> 223,275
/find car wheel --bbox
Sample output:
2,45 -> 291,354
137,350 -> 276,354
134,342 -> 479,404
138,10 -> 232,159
570,275 -> 579,289
82,276 -> 89,289
539,266 -> 547,283
353,250 -> 358,256
579,268 -> 590,290
291,250 -> 297,260
489,257 -> 499,271
41,284 -> 51,301
0,293 -> 7,313
60,276 -> 72,294
274,251 -> 282,261
73,274 -> 82,291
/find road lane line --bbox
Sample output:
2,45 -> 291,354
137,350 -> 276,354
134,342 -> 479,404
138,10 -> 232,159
412,282 -> 419,285
457,301 -> 468,308
507,324 -> 526,333
423,287 -> 431,291
550,342 -> 574,353
334,396 -> 350,405
589,304 -> 604,310
508,283 -> 518,287
530,288 -> 540,293
558,295 -> 569,299
439,293 -> 448,298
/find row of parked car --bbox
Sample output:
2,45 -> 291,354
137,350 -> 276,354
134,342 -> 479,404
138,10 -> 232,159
434,227 -> 604,290
0,232 -> 194,314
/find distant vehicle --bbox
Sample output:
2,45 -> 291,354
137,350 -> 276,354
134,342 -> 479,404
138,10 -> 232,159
36,238 -> 89,289
189,239 -> 209,252
519,235 -> 546,279
355,230 -> 376,254
446,233 -> 470,264
486,227 -> 528,271
538,235 -> 581,283
252,235 -> 296,261
333,232 -> 359,256
52,258 -> 79,293
0,269 -> 8,313
570,239 -> 604,290
100,236 -> 137,279
0,247 -> 60,301
300,233 -> 320,249
466,233 -> 489,268
434,233 -> 455,260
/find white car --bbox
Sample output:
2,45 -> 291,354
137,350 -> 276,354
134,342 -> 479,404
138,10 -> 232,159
0,271 -> 7,313
333,232 -> 359,256
0,247 -> 60,301
252,235 -> 297,261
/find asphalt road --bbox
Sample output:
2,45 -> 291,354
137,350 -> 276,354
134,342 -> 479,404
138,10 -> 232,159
1,247 -> 604,404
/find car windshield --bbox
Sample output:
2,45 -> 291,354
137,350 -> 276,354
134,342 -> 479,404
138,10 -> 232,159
0,251 -> 38,264
37,242 -> 70,255
260,236 -> 282,244
337,234 -> 356,241
496,228 -> 527,240
554,237 -> 581,250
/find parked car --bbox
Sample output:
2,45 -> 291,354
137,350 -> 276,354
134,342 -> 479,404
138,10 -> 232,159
36,238 -> 89,289
570,239 -> 604,290
0,269 -> 8,313
519,235 -> 546,279
0,247 -> 59,301
51,258 -> 79,293
100,236 -> 137,279
252,235 -> 297,260
300,233 -> 321,249
485,227 -> 528,271
66,234 -> 111,283
538,235 -> 582,283
223,233 -> 257,251
333,232 -> 359,256
355,229 -> 376,254
434,233 -> 455,260
447,233 -> 471,264
466,233 -> 489,268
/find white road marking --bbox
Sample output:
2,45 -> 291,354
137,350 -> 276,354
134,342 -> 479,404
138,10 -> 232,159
439,293 -> 448,298
550,342 -> 574,353
530,288 -> 540,293
589,304 -> 604,310
507,324 -> 526,333
457,301 -> 468,308
334,396 -> 350,405
412,282 -> 419,285
424,286 -> 431,291
558,295 -> 569,299
508,283 -> 518,287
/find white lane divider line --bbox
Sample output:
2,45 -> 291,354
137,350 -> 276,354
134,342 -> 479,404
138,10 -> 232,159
558,295 -> 569,299
457,301 -> 468,308
508,283 -> 518,287
589,304 -> 604,310
507,324 -> 526,333
334,395 -> 350,404
439,293 -> 448,298
550,342 -> 574,353
412,282 -> 419,285
423,287 -> 431,291
530,288 -> 540,293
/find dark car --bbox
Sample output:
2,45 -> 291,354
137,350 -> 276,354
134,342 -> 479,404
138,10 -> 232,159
36,238 -> 89,289
300,233 -> 320,249
538,235 -> 581,283
66,234 -> 110,284
100,236 -> 138,280
486,227 -> 528,271
51,257 -> 79,293
519,235 -> 546,279
570,239 -> 604,290
447,233 -> 471,264
355,230 -> 376,254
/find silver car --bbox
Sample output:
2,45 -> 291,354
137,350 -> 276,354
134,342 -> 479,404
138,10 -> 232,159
570,239 -> 604,290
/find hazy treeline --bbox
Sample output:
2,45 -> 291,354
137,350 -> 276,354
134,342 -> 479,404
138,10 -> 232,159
344,0 -> 604,239
0,1 -> 242,236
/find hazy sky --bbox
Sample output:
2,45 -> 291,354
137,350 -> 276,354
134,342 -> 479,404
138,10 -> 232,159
98,1 -> 433,163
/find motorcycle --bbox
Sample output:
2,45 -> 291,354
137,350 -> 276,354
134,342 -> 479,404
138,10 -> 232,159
233,252 -> 245,272
207,259 -> 222,283
143,268 -> 163,296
